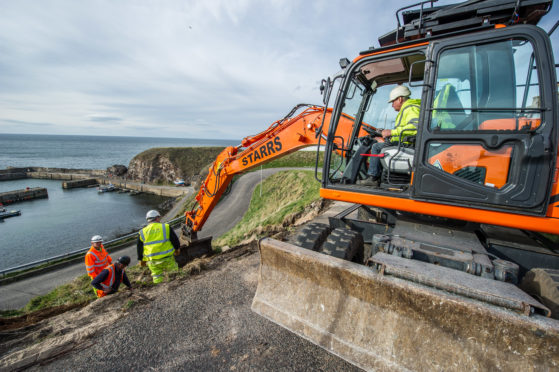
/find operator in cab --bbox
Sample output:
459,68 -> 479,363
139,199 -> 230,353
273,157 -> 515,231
358,85 -> 420,187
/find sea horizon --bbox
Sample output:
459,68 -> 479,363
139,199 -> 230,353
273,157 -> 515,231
0,132 -> 241,142
0,133 -> 240,170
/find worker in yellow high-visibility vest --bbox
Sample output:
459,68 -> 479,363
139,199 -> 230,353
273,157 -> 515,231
358,85 -> 420,187
137,210 -> 179,283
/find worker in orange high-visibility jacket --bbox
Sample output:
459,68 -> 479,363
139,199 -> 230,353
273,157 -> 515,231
91,256 -> 132,297
85,235 -> 113,297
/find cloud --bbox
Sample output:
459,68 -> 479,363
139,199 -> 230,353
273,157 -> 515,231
89,116 -> 122,122
0,119 -> 55,131
1,0 -> 554,140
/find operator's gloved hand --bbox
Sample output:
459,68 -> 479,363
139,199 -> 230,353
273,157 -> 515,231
140,261 -> 146,267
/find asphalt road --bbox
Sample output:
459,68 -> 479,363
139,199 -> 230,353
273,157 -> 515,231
0,168 -> 311,310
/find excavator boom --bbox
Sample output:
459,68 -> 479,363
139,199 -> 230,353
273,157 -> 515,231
183,105 -> 365,240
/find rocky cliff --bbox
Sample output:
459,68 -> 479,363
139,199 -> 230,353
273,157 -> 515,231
127,147 -> 225,185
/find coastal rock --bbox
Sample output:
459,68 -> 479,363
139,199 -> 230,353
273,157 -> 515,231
128,155 -> 181,184
127,147 -> 225,184
106,164 -> 127,177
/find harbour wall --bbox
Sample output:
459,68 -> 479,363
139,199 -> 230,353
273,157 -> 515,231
0,168 -> 188,198
0,187 -> 49,204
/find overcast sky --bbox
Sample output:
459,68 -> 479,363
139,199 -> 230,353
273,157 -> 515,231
1,1 -> 557,140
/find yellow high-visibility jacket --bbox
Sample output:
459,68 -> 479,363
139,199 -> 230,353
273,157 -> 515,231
391,98 -> 421,141
139,222 -> 175,261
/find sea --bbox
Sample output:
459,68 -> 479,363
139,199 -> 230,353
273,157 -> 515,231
0,133 -> 239,272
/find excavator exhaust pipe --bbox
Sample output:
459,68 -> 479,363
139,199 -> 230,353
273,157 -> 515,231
252,238 -> 559,371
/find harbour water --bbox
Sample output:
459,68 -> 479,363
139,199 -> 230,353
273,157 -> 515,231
0,133 -> 239,271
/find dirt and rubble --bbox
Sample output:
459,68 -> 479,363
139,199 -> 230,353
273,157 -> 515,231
0,200 -> 359,372
0,244 -> 359,372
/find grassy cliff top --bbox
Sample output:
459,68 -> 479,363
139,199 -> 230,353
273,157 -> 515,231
132,147 -> 323,177
132,147 -> 226,176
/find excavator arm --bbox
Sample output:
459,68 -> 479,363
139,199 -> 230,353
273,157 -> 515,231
182,104 -> 367,243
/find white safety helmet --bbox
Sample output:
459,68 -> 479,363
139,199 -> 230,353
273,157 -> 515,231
91,235 -> 103,243
146,210 -> 161,220
388,85 -> 411,103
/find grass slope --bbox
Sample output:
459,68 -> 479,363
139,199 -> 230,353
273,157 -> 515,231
214,170 -> 321,247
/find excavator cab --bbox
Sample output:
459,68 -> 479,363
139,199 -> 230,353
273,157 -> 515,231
323,23 -> 557,219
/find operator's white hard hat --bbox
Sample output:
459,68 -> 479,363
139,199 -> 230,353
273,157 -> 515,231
388,85 -> 411,103
146,210 -> 161,220
91,235 -> 103,243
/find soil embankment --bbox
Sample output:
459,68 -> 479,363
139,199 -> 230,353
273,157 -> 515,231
0,201 -> 358,371
2,243 -> 359,371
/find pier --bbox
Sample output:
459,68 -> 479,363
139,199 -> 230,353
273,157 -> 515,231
0,167 -> 190,198
0,172 -> 27,181
62,178 -> 98,189
0,187 -> 48,205
97,179 -> 188,197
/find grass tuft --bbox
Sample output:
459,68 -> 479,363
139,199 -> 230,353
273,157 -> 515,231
23,274 -> 96,312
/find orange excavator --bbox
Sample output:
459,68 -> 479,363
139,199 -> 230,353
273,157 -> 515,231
182,0 -> 559,370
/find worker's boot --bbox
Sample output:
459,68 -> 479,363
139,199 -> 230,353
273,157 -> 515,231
357,176 -> 380,187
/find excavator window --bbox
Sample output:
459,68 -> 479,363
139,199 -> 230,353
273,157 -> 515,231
327,51 -> 426,185
425,37 -> 544,190
430,38 -> 542,131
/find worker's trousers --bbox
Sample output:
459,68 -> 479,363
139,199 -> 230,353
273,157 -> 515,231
147,256 -> 178,284
367,141 -> 393,178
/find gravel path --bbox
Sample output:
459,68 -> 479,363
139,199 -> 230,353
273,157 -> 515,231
31,245 -> 360,371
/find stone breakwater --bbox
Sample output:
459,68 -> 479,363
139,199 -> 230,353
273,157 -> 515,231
0,187 -> 48,205
0,167 -> 105,181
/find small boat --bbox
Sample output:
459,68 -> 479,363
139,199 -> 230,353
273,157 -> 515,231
0,209 -> 21,219
174,179 -> 186,186
98,184 -> 116,193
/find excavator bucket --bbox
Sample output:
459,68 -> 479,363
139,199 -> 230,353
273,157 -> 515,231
252,238 -> 559,371
174,237 -> 213,267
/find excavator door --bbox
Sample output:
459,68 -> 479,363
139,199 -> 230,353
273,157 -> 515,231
412,25 -> 557,215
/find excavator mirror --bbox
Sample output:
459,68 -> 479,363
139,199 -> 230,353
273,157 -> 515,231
339,58 -> 350,69
321,77 -> 331,104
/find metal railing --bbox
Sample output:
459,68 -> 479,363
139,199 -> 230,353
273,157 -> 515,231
0,215 -> 185,278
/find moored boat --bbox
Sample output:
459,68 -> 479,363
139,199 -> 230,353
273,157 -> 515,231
98,183 -> 117,193
0,209 -> 21,219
